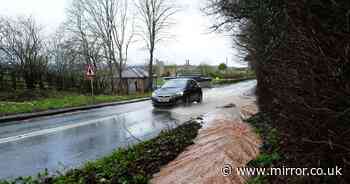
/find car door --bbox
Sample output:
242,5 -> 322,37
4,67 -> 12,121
183,80 -> 192,100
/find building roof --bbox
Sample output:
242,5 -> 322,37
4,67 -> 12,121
116,67 -> 149,79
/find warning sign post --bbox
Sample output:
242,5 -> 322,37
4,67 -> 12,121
85,64 -> 96,103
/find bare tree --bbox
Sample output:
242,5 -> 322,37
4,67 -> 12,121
66,0 -> 110,91
112,0 -> 135,93
67,0 -> 135,94
66,0 -> 94,66
135,0 -> 177,91
48,25 -> 80,90
0,16 -> 47,89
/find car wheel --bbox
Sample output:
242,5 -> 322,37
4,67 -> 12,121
175,98 -> 182,105
197,93 -> 203,103
185,95 -> 191,105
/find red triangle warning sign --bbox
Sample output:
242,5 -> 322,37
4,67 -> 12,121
85,64 -> 95,78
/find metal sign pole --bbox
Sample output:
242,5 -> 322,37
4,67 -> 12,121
91,78 -> 94,104
86,64 -> 95,104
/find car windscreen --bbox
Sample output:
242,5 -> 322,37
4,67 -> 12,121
162,80 -> 187,88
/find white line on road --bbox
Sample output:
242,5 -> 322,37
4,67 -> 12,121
0,116 -> 117,144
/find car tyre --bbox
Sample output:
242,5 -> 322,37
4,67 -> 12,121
184,95 -> 191,106
197,93 -> 203,103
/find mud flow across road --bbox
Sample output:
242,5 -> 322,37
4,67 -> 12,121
152,97 -> 261,184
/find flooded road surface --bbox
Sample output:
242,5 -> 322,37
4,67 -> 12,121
0,80 -> 256,179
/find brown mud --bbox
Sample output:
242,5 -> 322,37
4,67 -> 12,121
152,99 -> 260,184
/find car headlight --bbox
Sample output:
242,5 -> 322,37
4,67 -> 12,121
152,92 -> 157,97
176,91 -> 184,96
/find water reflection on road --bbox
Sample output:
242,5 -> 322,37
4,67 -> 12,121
0,80 -> 256,179
0,103 -> 178,179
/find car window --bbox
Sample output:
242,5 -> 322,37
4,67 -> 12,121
162,79 -> 188,88
190,80 -> 197,88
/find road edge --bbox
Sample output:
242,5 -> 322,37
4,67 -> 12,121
0,97 -> 150,123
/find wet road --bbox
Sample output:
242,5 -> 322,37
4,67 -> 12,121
0,80 -> 256,179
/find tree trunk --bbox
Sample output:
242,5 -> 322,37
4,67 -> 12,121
25,78 -> 35,89
117,58 -> 123,94
11,72 -> 17,90
0,69 -> 3,90
109,66 -> 115,94
148,48 -> 154,91
39,73 -> 45,89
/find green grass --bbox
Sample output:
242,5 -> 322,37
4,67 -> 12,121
207,69 -> 255,79
0,121 -> 202,184
212,76 -> 256,85
0,93 -> 150,117
245,113 -> 282,184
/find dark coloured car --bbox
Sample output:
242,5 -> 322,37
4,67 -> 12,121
151,78 -> 203,107
163,75 -> 212,88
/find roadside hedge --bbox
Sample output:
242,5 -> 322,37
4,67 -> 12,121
209,0 -> 350,183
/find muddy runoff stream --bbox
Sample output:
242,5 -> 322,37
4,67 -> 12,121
152,94 -> 261,184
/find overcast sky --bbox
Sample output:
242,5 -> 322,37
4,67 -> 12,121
0,0 -> 246,67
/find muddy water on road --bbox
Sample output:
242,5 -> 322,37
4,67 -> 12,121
169,80 -> 257,122
152,98 -> 261,184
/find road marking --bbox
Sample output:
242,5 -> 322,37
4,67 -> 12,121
0,116 -> 116,144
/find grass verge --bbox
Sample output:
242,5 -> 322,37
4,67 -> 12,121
0,120 -> 202,184
245,113 -> 282,184
212,76 -> 256,86
0,92 -> 150,117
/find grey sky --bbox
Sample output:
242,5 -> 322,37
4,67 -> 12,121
0,0 -> 246,67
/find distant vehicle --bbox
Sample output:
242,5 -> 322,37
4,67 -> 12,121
152,78 -> 203,107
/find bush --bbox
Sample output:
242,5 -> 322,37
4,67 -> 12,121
209,0 -> 350,183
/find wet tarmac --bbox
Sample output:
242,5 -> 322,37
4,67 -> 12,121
0,80 -> 256,179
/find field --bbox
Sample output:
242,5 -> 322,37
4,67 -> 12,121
0,91 -> 150,116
